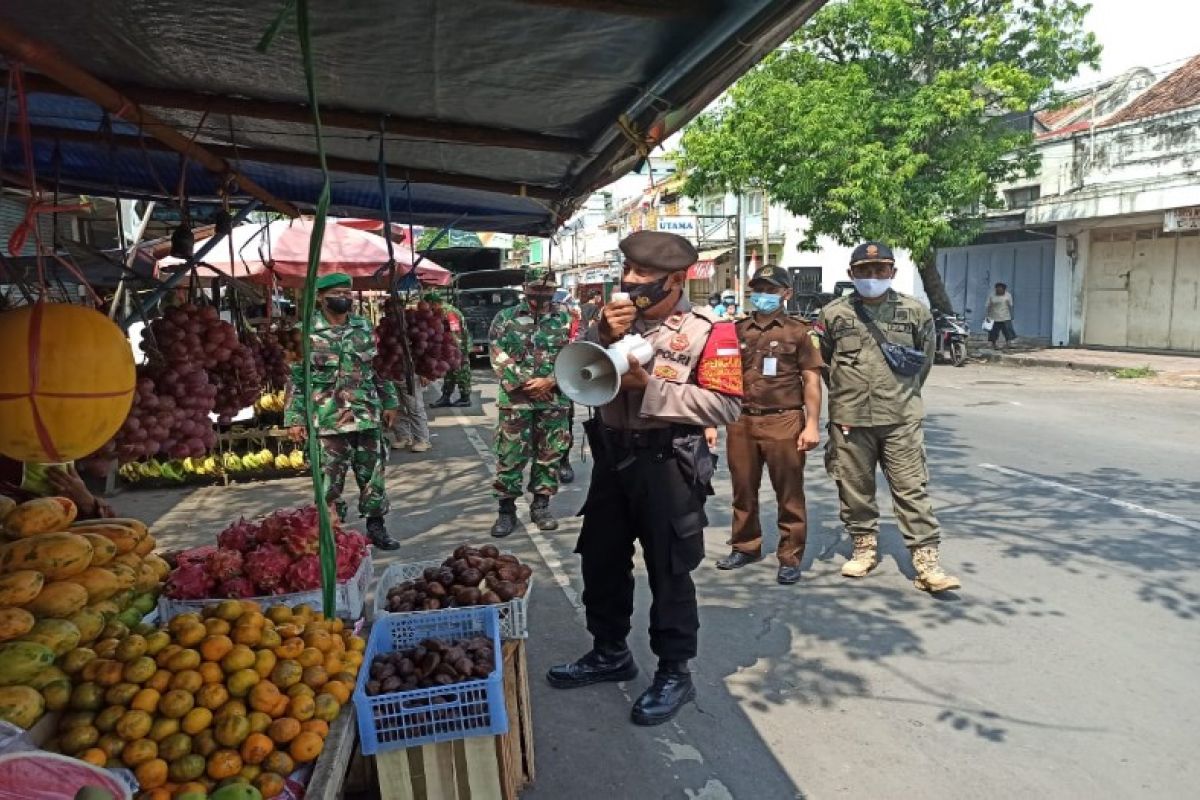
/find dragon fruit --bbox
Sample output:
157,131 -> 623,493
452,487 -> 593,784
218,576 -> 257,599
334,532 -> 369,581
244,544 -> 291,593
164,562 -> 216,599
285,554 -> 323,591
217,518 -> 260,553
282,521 -> 320,558
174,545 -> 216,570
205,548 -> 245,582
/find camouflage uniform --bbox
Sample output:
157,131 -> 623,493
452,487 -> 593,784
442,300 -> 473,398
284,313 -> 399,520
489,298 -> 571,498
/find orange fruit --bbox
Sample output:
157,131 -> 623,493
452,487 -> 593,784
155,645 -> 182,669
220,645 -> 256,674
321,681 -> 350,706
130,688 -> 160,714
199,661 -> 224,685
240,732 -> 274,765
266,718 -> 300,745
227,668 -> 261,698
96,661 -> 126,687
147,669 -> 173,694
116,710 -> 153,741
262,749 -> 294,776
168,612 -> 202,634
166,649 -> 201,673
302,630 -> 332,653
176,782 -> 208,797
204,618 -> 232,637
248,711 -> 273,734
170,669 -> 204,694
199,634 -> 233,663
273,638 -> 303,660
206,749 -> 243,780
214,699 -> 247,723
269,660 -> 302,690
255,771 -> 286,799
80,747 -> 108,766
323,655 -> 345,676
286,694 -> 314,722
248,682 -> 282,714
196,683 -> 230,711
157,689 -> 195,719
313,693 -> 340,722
300,719 -> 329,738
346,635 -> 365,653
239,764 -> 262,783
121,737 -> 157,767
258,627 -> 282,650
296,648 -> 323,668
174,623 -> 206,648
214,714 -> 252,748
265,606 -> 293,625
140,788 -> 171,800
254,649 -> 277,679
181,707 -> 213,736
231,624 -> 262,648
288,731 -> 323,763
301,665 -> 328,691
237,610 -> 266,629
148,717 -> 180,743
213,601 -> 244,622
286,683 -> 314,700
135,757 -> 169,789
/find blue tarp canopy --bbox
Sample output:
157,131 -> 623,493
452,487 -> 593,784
0,1 -> 826,235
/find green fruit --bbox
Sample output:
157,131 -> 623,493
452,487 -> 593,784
211,784 -> 262,800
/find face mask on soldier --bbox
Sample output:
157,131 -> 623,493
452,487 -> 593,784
323,295 -> 353,314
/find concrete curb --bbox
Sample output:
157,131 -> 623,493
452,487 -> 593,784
977,352 -> 1119,374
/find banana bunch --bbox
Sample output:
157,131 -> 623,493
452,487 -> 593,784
119,463 -> 142,483
255,390 -> 288,414
289,449 -> 306,469
160,461 -> 186,482
137,459 -> 164,479
182,456 -> 220,476
238,448 -> 277,470
222,452 -> 245,473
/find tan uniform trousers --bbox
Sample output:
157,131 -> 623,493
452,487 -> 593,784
727,410 -> 808,566
824,421 -> 940,549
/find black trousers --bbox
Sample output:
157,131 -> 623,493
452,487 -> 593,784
575,433 -> 708,662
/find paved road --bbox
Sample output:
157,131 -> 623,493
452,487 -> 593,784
126,362 -> 1200,799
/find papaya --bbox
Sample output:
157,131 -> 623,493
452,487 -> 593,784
112,552 -> 142,571
64,567 -> 124,603
143,554 -> 171,581
23,580 -> 89,619
87,599 -> 121,620
134,534 -> 157,557
80,533 -> 118,567
0,640 -> 57,686
108,564 -> 138,591
0,496 -> 15,522
69,607 -> 106,643
0,685 -> 45,728
69,523 -> 143,554
19,618 -> 82,656
72,517 -> 149,538
0,532 -> 94,579
24,664 -> 69,690
134,562 -> 159,593
0,608 -> 35,642
0,570 -> 44,606
3,497 -> 73,539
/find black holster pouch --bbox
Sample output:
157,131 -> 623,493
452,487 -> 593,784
672,429 -> 716,494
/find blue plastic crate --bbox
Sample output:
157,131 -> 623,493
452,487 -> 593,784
354,605 -> 508,754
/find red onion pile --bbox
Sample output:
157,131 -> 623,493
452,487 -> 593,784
374,299 -> 461,381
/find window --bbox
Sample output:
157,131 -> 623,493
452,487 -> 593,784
1004,185 -> 1041,209
699,196 -> 725,217
746,191 -> 764,216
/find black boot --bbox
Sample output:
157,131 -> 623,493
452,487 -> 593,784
365,516 -> 399,550
530,494 -> 558,531
631,661 -> 695,726
430,388 -> 454,408
451,391 -> 472,407
490,498 -> 518,538
558,457 -> 575,485
546,641 -> 638,689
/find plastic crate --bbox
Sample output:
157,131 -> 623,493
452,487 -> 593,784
373,557 -> 531,639
354,605 -> 508,755
157,551 -> 373,622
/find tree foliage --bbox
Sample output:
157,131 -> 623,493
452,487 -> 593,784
679,0 -> 1099,310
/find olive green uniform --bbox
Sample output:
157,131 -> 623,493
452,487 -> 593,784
817,290 -> 940,549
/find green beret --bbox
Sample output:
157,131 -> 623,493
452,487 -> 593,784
524,266 -> 556,289
422,291 -> 443,303
315,272 -> 352,291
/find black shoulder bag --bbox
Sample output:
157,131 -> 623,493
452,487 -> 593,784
852,300 -> 927,378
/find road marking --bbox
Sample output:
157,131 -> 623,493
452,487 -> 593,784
978,463 -> 1200,531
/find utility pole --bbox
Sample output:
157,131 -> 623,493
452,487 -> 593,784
760,189 -> 770,268
735,191 -> 746,311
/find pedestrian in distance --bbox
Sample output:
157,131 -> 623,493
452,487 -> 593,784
581,292 -> 603,330
815,242 -> 960,592
985,282 -> 1017,349
717,264 -> 823,585
390,366 -> 432,453
487,266 -> 572,536
547,230 -> 743,726
285,272 -> 400,550
428,290 -> 474,408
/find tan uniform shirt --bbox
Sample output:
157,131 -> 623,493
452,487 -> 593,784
736,311 -> 822,411
817,291 -> 934,427
586,298 -> 742,430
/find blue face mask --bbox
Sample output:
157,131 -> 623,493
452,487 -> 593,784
750,292 -> 782,313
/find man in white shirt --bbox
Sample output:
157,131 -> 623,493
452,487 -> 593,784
985,282 -> 1016,348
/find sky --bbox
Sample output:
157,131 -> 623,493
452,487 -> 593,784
1068,0 -> 1197,88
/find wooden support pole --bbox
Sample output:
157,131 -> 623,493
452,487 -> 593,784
6,70 -> 586,155
0,24 -> 300,217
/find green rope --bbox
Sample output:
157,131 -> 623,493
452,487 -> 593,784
260,0 -> 337,616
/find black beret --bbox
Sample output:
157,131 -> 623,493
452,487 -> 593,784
618,230 -> 698,272
749,264 -> 790,289
850,241 -> 895,266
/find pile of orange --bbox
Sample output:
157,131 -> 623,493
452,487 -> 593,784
49,600 -> 365,800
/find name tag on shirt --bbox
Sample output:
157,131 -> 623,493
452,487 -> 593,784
762,357 -> 777,377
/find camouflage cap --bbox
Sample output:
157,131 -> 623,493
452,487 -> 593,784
619,230 -> 697,272
524,265 -> 557,290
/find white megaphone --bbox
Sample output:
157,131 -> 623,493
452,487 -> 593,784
555,334 -> 654,406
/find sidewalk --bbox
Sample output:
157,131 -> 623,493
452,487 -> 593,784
978,346 -> 1200,388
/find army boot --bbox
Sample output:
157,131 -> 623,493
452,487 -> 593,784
631,661 -> 696,726
430,386 -> 454,408
529,494 -> 558,531
365,517 -> 399,550
558,456 -> 575,485
547,641 -> 638,689
912,545 -> 961,593
841,534 -> 879,578
490,498 -> 518,538
451,391 -> 472,407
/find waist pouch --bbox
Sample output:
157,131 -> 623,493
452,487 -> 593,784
853,301 -> 926,378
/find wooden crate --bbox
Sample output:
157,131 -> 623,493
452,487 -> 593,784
375,640 -> 535,800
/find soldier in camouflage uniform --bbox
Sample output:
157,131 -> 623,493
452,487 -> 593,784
488,266 -> 572,536
427,291 -> 473,408
285,272 -> 401,549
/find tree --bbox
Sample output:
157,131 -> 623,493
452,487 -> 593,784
415,227 -> 482,251
679,0 -> 1099,311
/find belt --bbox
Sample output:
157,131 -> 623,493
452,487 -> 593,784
742,407 -> 801,416
602,425 -> 698,449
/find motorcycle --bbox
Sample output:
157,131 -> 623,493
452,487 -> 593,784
933,309 -> 970,367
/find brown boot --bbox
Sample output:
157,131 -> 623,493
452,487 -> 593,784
912,545 -> 961,593
840,534 -> 879,578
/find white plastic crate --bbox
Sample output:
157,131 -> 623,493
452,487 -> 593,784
157,551 -> 373,621
374,557 -> 530,639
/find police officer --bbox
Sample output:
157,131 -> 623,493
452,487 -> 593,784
284,272 -> 400,549
717,265 -> 823,584
547,231 -> 743,726
817,242 -> 960,592
487,267 -> 572,535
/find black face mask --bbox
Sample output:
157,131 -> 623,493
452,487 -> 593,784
323,296 -> 353,314
621,275 -> 673,313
